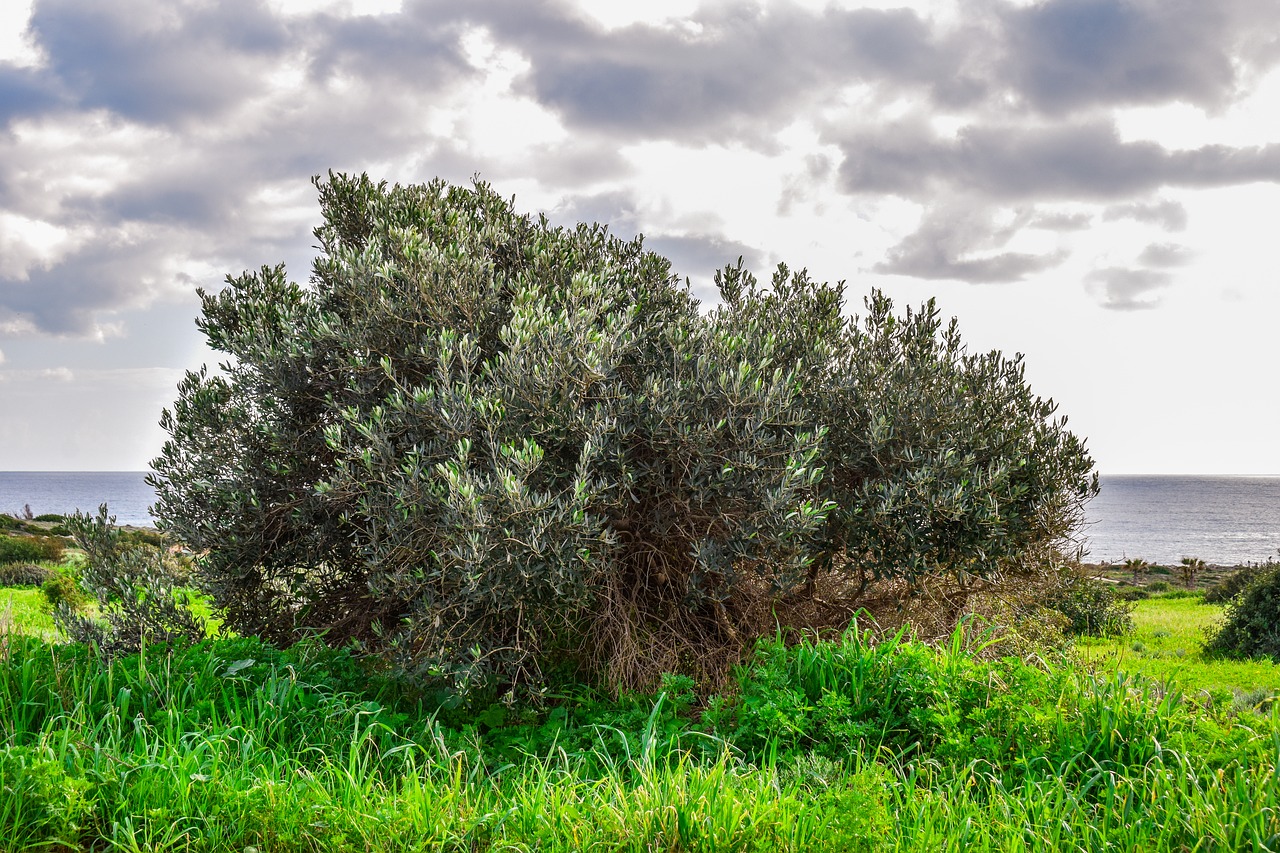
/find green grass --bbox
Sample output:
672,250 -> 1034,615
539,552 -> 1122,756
3,576 -> 1279,851
0,574 -> 218,645
1077,594 -> 1280,696
0,587 -> 58,641
2,625 -> 1279,851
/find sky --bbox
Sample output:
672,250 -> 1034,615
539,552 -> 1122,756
0,0 -> 1278,474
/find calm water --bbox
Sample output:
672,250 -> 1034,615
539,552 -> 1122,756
1084,476 -> 1280,566
0,472 -> 158,527
3,472 -> 1278,564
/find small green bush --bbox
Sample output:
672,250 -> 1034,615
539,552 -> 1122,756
1044,573 -> 1134,637
0,562 -> 55,587
1116,586 -> 1151,601
1146,581 -> 1172,593
41,573 -> 87,612
119,527 -> 164,549
1204,566 -> 1280,661
0,534 -> 64,565
32,514 -> 65,523
0,745 -> 91,848
1204,564 -> 1271,604
53,505 -> 204,654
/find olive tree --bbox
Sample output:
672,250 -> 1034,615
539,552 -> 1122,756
152,173 -> 826,692
151,173 -> 1096,694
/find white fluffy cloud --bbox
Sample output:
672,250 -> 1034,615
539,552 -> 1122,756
0,0 -> 1278,472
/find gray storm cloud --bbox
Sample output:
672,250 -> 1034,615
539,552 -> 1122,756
2,0 -> 1280,334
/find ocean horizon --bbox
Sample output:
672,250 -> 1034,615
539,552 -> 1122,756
3,471 -> 1279,566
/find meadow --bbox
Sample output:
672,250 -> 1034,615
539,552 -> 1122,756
2,557 -> 1279,852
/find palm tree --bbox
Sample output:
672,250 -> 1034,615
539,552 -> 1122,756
1122,557 -> 1151,584
1179,556 -> 1206,590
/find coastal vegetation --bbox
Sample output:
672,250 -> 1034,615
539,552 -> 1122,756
149,173 -> 1096,697
3,176 -> 1278,848
2,591 -> 1279,851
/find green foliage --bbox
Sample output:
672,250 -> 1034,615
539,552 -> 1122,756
1121,557 -> 1151,583
0,745 -> 92,849
52,505 -> 205,655
1,631 -> 1278,851
40,572 -> 87,612
0,562 -> 55,587
716,267 -> 1098,590
31,514 -> 65,523
0,534 -> 64,566
1078,595 -> 1280,696
707,623 -> 1190,774
1044,572 -> 1134,637
1205,566 -> 1280,661
1205,563 -> 1272,604
118,527 -> 165,549
151,173 -> 1097,695
0,588 -> 57,638
1180,556 -> 1207,589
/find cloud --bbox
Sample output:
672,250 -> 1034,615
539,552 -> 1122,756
0,63 -> 62,121
3,0 -> 1279,341
0,239 -> 180,336
836,118 -> 1280,202
875,201 -> 1067,283
999,0 -> 1241,114
26,0 -> 293,125
1103,198 -> 1189,231
645,232 -> 765,286
547,189 -> 644,235
1137,242 -> 1194,267
502,2 -> 983,141
1027,210 -> 1094,231
1086,266 -> 1173,310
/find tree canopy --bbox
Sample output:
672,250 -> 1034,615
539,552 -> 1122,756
150,173 -> 1097,694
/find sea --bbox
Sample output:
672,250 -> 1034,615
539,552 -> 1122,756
1083,475 -> 1280,566
2,471 -> 1278,566
0,471 -> 158,527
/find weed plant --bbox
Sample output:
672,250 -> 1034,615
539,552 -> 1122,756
1205,561 -> 1278,605
1205,565 -> 1280,662
0,564 -> 54,588
0,535 -> 64,566
2,621 -> 1279,851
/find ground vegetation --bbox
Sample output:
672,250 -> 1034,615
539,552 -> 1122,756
149,174 -> 1097,695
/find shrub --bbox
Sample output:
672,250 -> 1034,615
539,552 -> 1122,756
1044,573 -> 1133,637
0,562 -> 55,587
52,505 -> 204,655
40,573 -> 87,612
1204,566 -> 1280,661
0,534 -> 64,565
1179,556 -> 1206,589
0,745 -> 91,848
119,527 -> 164,549
1204,563 -> 1271,604
150,173 -> 1097,695
32,514 -> 65,523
